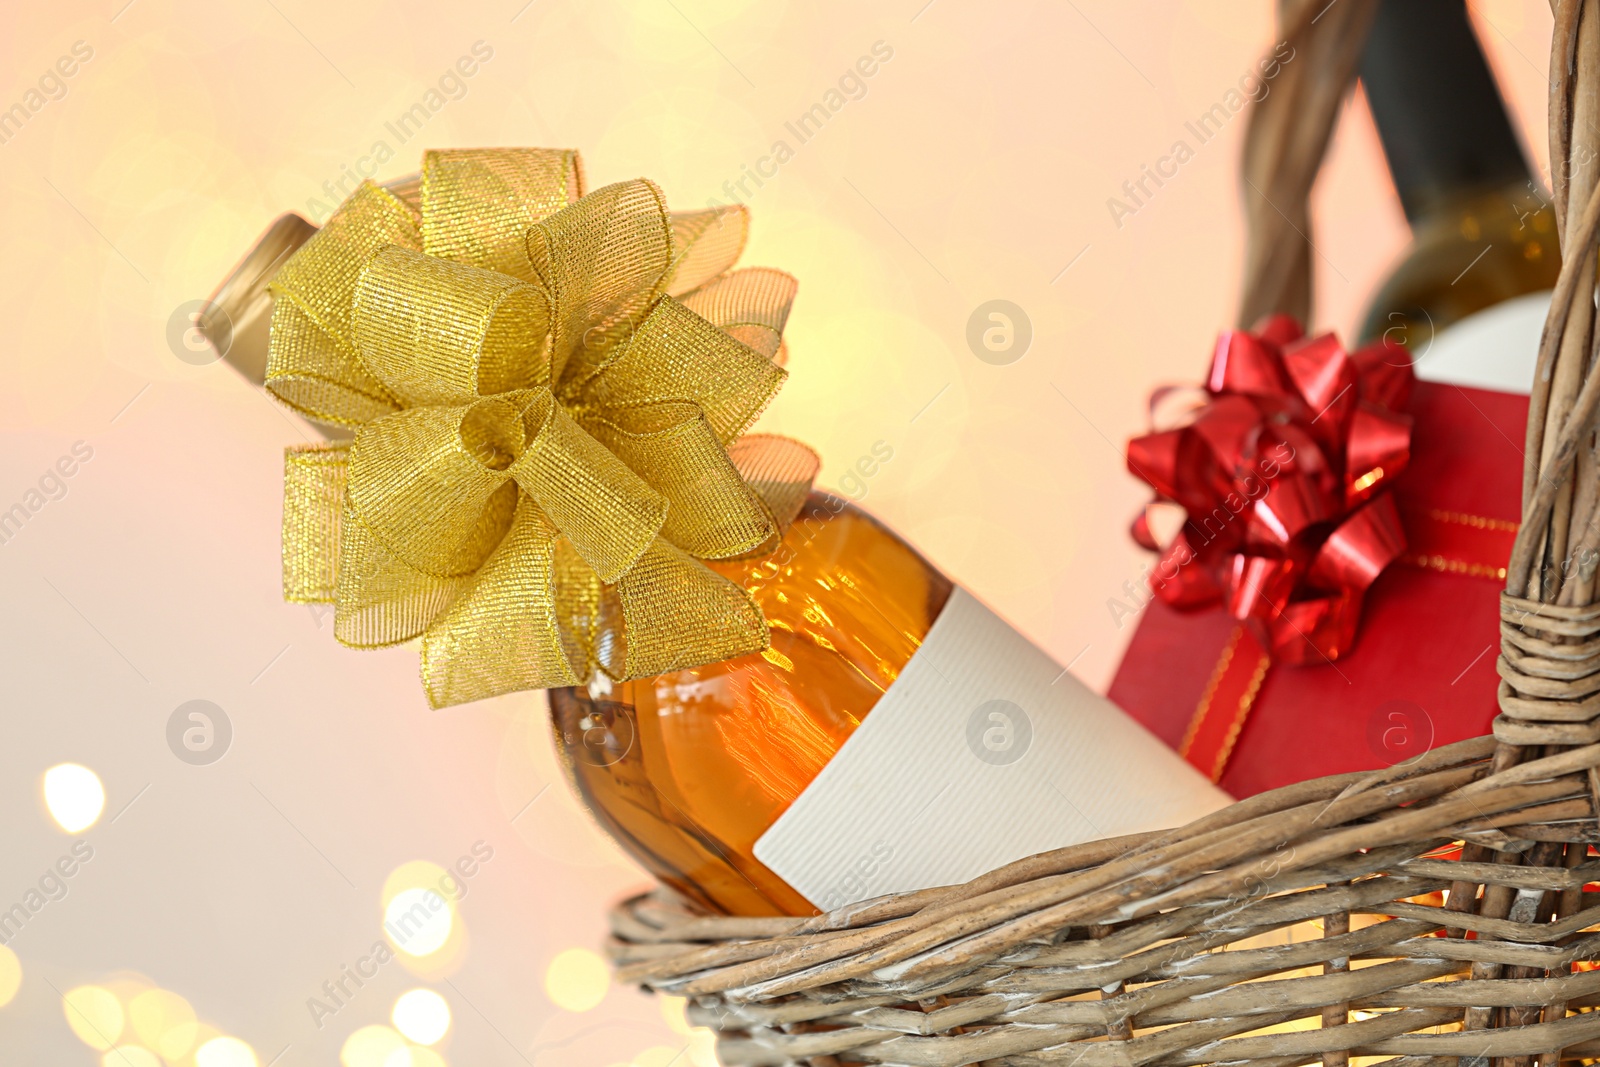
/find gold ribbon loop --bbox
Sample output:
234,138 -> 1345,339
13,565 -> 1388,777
353,246 -> 550,406
728,434 -> 822,533
525,179 -> 674,386
421,148 -> 585,279
509,394 -> 667,583
680,267 -> 797,360
283,443 -> 350,602
420,499 -> 581,706
667,205 -> 749,296
270,182 -> 421,354
582,296 -> 786,444
267,300 -> 400,427
615,538 -> 769,678
348,404 -> 520,576
586,402 -> 777,560
336,501 -> 472,648
551,536 -> 613,678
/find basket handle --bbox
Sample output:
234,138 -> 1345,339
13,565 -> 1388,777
1236,0 -> 1379,329
1496,0 -> 1600,760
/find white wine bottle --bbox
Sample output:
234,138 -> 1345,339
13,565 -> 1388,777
550,493 -> 1229,916
203,182 -> 1229,921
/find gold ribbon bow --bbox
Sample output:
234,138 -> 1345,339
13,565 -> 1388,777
266,148 -> 818,708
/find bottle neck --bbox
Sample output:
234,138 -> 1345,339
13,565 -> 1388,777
1360,0 -> 1531,224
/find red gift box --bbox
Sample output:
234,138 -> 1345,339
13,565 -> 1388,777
1108,324 -> 1523,799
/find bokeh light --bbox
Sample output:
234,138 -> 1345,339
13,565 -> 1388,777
193,1035 -> 258,1067
685,1031 -> 718,1067
406,1048 -> 447,1067
0,944 -> 20,1007
340,1023 -> 412,1067
102,1046 -> 162,1067
383,888 -> 452,957
392,988 -> 450,1045
657,994 -> 717,1067
194,1035 -> 258,1067
43,763 -> 105,832
659,995 -> 689,1035
543,947 -> 608,1012
380,862 -> 466,968
128,987 -> 198,1060
62,985 -> 124,1050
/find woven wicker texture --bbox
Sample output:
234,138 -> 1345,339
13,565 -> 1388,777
612,736 -> 1600,1065
606,1 -> 1600,1064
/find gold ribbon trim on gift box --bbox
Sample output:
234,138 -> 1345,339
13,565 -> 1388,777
268,147 -> 818,708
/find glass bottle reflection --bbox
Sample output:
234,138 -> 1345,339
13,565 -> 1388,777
549,491 -> 951,916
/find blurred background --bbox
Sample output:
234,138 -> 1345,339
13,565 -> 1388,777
0,0 -> 1559,1063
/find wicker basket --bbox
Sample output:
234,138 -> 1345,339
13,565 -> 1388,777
606,2 -> 1600,1064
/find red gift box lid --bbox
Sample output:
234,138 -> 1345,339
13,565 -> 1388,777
1109,362 -> 1527,798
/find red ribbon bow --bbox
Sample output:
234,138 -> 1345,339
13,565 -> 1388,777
1127,315 -> 1415,665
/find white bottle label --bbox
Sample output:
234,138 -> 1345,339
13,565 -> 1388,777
753,587 -> 1231,911
1408,288 -> 1545,394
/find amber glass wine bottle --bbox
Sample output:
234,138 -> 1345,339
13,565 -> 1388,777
549,494 -> 944,916
196,186 -> 1224,921
1355,0 -> 1559,345
549,493 -> 1227,917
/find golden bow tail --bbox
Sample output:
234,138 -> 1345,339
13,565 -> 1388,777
281,438 -> 799,708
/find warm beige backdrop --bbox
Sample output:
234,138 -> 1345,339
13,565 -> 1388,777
0,1 -> 1556,1065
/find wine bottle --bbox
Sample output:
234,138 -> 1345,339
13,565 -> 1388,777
1355,0 -> 1559,346
202,187 -> 1228,922
551,493 -> 1228,917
